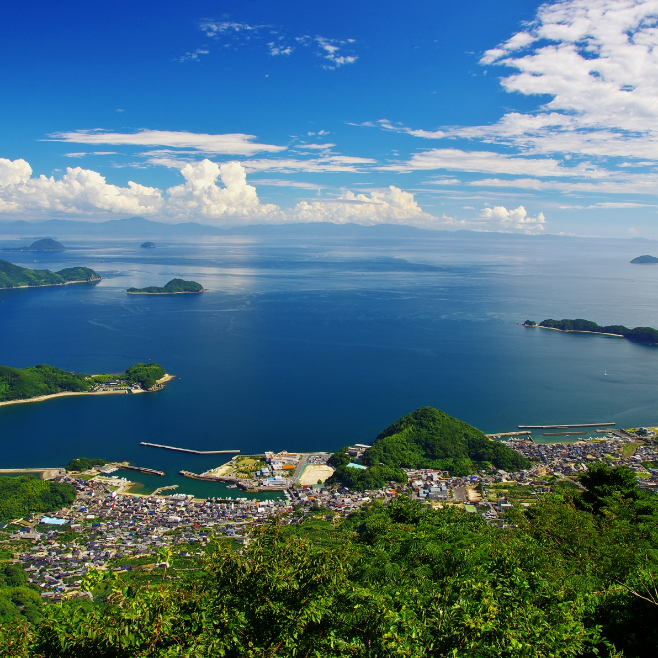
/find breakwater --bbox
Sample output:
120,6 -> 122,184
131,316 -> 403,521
519,423 -> 615,429
141,442 -> 240,455
120,464 -> 165,476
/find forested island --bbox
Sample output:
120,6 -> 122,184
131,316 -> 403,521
524,318 -> 658,344
327,407 -> 530,490
140,241 -> 156,248
126,278 -> 204,294
630,254 -> 658,264
0,362 -> 168,403
5,238 -> 67,252
0,259 -> 99,289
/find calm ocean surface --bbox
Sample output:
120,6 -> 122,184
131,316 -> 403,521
2,231 -> 658,496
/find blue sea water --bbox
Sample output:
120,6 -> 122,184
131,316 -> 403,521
2,231 -> 658,496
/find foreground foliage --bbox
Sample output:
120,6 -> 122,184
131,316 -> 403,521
1,464 -> 655,657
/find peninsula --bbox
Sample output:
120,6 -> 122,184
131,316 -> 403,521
0,362 -> 171,405
631,254 -> 658,264
126,278 -> 204,294
0,259 -> 99,289
524,318 -> 658,344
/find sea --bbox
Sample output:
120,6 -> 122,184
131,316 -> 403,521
2,229 -> 658,497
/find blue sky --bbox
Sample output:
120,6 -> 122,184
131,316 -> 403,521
2,0 -> 658,237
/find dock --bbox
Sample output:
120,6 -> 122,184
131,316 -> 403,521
486,431 -> 532,438
541,431 -> 587,436
141,442 -> 240,455
519,423 -> 615,429
119,464 -> 165,476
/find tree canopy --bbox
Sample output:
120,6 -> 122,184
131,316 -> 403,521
0,259 -> 99,288
328,407 -> 530,490
126,279 -> 203,294
2,466 -> 656,657
0,476 -> 76,522
532,318 -> 658,344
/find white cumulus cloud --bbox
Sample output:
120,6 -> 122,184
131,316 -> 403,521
163,160 -> 281,221
0,158 -> 162,216
291,186 -> 437,226
479,205 -> 546,233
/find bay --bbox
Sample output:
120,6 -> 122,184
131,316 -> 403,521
1,230 -> 658,496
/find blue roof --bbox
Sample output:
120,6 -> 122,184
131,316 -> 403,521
346,463 -> 367,470
41,516 -> 67,525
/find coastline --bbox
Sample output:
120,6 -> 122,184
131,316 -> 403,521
528,325 -> 625,338
0,373 -> 174,408
0,278 -> 101,291
124,290 -> 205,295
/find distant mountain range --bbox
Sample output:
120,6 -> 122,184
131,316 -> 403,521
0,216 -> 655,241
0,217 -> 431,239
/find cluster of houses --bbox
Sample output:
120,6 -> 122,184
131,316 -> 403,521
4,432 -> 658,600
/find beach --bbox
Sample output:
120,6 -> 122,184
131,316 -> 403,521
0,374 -> 174,408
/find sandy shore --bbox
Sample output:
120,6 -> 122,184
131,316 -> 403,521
298,464 -> 334,486
530,325 -> 624,338
0,373 -> 174,408
0,278 -> 101,291
124,290 -> 205,295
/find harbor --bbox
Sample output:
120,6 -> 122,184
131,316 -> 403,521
518,423 -> 615,429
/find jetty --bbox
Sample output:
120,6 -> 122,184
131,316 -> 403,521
519,423 -> 615,429
541,431 -> 587,437
486,431 -> 532,438
141,442 -> 240,455
120,464 -> 165,476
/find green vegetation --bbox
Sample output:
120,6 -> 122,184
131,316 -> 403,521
0,562 -> 42,624
123,363 -> 166,389
0,476 -> 76,522
0,259 -> 99,288
64,458 -> 107,473
527,318 -> 658,344
126,278 -> 204,294
0,362 -> 166,402
630,254 -> 658,264
329,407 -> 530,490
3,465 -> 658,657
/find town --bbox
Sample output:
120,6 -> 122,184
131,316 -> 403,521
2,429 -> 658,602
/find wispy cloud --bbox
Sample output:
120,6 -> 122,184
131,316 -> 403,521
188,20 -> 358,69
48,129 -> 286,156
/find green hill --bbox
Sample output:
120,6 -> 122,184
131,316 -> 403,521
0,259 -> 99,288
24,238 -> 66,251
126,278 -> 204,294
329,407 -> 530,489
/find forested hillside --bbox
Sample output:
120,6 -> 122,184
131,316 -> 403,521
0,260 -> 99,288
0,362 -> 166,402
1,464 -> 656,657
0,476 -> 76,522
329,407 -> 530,489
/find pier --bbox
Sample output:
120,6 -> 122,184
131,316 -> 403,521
140,442 -> 240,455
119,464 -> 165,476
541,431 -> 587,437
518,423 -> 615,429
486,431 -> 532,438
